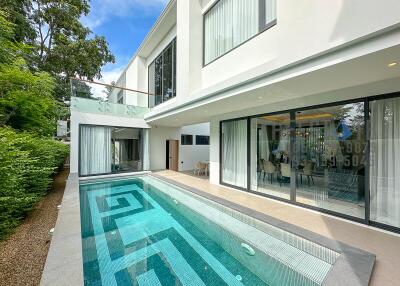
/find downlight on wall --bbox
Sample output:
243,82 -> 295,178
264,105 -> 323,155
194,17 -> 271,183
388,62 -> 398,68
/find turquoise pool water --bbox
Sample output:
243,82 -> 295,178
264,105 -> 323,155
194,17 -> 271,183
80,176 -> 339,286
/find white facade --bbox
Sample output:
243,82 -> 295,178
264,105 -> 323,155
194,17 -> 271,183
70,0 -> 400,229
111,0 -> 400,186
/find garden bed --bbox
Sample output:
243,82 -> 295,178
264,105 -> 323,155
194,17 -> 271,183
0,168 -> 69,286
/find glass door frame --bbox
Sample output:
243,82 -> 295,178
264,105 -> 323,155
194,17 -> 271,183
78,124 -> 145,177
219,91 -> 400,234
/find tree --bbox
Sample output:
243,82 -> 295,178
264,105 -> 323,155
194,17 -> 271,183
0,0 -> 115,100
0,10 -> 25,64
31,0 -> 115,100
0,0 -> 35,44
0,11 -> 58,136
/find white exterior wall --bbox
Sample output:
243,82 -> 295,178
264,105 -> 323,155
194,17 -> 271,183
149,123 -> 210,172
201,0 -> 400,89
179,123 -> 210,171
117,0 -> 400,108
176,0 -> 203,100
149,126 -> 180,170
209,119 -> 220,185
104,0 -> 400,185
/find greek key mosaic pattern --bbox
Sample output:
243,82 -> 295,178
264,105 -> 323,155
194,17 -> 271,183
80,180 -> 266,286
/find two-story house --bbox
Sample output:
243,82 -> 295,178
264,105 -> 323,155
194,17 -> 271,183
70,0 -> 400,234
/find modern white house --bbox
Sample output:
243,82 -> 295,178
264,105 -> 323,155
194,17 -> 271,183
70,0 -> 400,234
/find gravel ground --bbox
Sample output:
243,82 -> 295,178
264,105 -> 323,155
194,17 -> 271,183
0,168 -> 69,286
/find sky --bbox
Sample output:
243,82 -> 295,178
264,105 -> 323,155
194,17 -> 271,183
81,0 -> 169,88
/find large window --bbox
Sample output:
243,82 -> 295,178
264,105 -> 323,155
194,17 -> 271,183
148,39 -> 176,107
79,126 -> 150,176
293,103 -> 366,219
221,94 -> 400,232
204,0 -> 277,64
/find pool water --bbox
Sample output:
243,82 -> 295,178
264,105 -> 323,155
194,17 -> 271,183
80,176 -> 339,286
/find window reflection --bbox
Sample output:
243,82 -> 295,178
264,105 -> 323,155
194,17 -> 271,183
294,103 -> 365,218
251,113 -> 291,199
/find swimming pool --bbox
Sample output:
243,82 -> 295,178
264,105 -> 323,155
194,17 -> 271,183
80,175 -> 340,286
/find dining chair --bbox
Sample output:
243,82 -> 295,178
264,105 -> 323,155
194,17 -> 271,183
280,163 -> 291,186
263,160 -> 277,184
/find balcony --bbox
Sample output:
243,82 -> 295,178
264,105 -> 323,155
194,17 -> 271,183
70,78 -> 151,119
70,97 -> 149,118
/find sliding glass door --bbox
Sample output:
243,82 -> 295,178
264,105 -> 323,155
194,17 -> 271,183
370,97 -> 400,228
220,93 -> 400,232
294,103 -> 366,219
79,125 -> 150,176
80,125 -> 113,176
221,120 -> 248,189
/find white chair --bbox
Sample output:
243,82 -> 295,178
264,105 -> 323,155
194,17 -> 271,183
194,162 -> 207,176
280,163 -> 291,186
262,161 -> 277,184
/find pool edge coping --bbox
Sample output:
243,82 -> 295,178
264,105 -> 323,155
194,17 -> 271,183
149,173 -> 376,286
40,172 -> 83,286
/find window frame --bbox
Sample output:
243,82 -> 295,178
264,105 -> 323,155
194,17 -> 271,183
116,90 -> 123,104
203,0 -> 277,66
78,124 -> 147,177
195,135 -> 210,145
148,38 -> 177,108
219,91 -> 400,234
181,134 -> 193,145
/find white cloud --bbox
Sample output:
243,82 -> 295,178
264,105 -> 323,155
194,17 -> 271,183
82,0 -> 169,30
87,65 -> 126,99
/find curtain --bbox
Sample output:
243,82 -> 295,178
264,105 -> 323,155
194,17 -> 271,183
259,125 -> 270,161
80,125 -> 112,176
251,119 -> 258,190
204,0 -> 259,64
370,98 -> 400,228
222,120 -> 247,188
265,0 -> 277,25
142,129 -> 150,171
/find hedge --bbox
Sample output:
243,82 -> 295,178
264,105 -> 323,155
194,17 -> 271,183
0,127 -> 69,240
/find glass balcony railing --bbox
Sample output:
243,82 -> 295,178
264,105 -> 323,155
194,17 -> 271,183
70,97 -> 149,118
70,78 -> 152,118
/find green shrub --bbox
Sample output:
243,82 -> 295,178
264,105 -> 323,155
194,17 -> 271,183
0,127 -> 69,240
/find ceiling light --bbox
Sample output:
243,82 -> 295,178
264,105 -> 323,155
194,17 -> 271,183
388,62 -> 398,68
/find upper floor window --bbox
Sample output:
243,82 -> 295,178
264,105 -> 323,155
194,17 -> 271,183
148,38 -> 176,108
117,90 -> 123,104
204,0 -> 277,65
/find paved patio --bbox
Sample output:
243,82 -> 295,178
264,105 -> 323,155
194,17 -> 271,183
154,170 -> 400,286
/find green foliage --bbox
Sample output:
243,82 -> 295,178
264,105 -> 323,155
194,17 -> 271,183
0,59 -> 58,136
0,0 -> 113,239
0,10 -> 25,64
0,0 -> 115,101
31,0 -> 114,100
0,0 -> 36,44
0,127 -> 69,240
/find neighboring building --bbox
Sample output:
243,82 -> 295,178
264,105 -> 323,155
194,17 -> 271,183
70,0 -> 400,233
